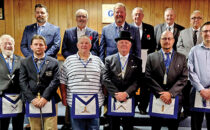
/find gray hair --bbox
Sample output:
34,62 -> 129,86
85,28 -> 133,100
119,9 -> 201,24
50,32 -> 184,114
113,3 -> 126,12
164,8 -> 175,15
190,10 -> 202,18
75,9 -> 88,19
0,34 -> 15,45
132,7 -> 144,17
77,35 -> 91,44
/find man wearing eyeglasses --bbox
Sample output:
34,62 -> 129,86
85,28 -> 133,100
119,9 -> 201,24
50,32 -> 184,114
177,10 -> 203,119
188,22 -> 210,130
62,9 -> 99,59
145,30 -> 188,130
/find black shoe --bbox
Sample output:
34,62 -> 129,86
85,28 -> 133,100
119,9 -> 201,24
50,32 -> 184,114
139,109 -> 148,115
61,124 -> 72,130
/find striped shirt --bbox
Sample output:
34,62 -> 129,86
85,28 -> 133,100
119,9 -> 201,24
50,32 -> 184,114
60,53 -> 105,107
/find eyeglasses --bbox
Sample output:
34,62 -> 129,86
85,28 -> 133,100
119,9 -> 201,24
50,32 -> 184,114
191,17 -> 202,20
161,37 -> 174,41
202,30 -> 210,33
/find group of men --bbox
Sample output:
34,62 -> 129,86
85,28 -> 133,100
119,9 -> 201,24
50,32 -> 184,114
0,2 -> 209,130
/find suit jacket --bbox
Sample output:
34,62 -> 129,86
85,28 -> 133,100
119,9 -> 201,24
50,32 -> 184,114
145,50 -> 188,101
61,27 -> 99,58
19,56 -> 60,103
154,23 -> 185,51
132,22 -> 156,54
99,22 -> 141,62
177,27 -> 203,58
103,53 -> 142,97
0,54 -> 23,95
21,22 -> 61,58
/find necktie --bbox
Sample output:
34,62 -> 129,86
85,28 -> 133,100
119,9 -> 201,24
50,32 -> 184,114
168,27 -> 171,31
117,26 -> 123,36
6,57 -> 12,70
35,58 -> 44,69
193,30 -> 198,46
121,56 -> 127,78
165,53 -> 171,73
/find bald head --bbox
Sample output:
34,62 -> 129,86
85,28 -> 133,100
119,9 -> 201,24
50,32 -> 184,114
160,31 -> 175,52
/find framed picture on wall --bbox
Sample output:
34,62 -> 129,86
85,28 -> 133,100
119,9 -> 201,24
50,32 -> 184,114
0,0 -> 4,20
102,4 -> 115,23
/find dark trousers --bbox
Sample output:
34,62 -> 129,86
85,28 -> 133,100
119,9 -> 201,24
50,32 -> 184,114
151,105 -> 182,130
151,116 -> 179,130
182,80 -> 192,115
109,116 -> 134,130
0,113 -> 24,130
191,111 -> 210,130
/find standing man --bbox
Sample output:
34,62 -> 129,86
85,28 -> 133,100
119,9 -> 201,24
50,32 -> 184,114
103,31 -> 142,130
131,7 -> 156,114
177,10 -> 203,118
19,35 -> 60,130
99,2 -> 141,62
60,35 -> 105,130
21,4 -> 61,58
145,31 -> 188,130
62,9 -> 99,58
0,34 -> 24,130
188,22 -> 210,130
154,8 -> 184,51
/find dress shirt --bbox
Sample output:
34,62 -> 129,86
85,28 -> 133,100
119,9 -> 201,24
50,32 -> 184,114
188,43 -> 210,91
77,27 -> 86,40
166,23 -> 174,33
37,23 -> 46,35
2,53 -> 13,69
134,23 -> 143,40
34,54 -> 45,69
119,53 -> 129,78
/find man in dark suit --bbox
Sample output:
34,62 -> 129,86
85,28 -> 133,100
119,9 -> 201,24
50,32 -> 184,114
99,2 -> 141,62
19,35 -> 60,130
145,31 -> 188,130
21,4 -> 61,58
103,31 -> 142,130
154,8 -> 184,51
0,34 -> 24,130
131,7 -> 156,114
62,9 -> 99,58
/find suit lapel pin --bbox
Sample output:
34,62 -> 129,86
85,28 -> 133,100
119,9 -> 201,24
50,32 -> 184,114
45,61 -> 49,65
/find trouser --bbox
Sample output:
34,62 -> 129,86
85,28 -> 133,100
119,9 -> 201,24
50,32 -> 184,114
29,104 -> 58,130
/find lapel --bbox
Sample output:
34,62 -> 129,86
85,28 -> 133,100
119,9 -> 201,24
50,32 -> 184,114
11,55 -> 19,74
189,28 -> 194,46
0,54 -> 10,74
110,23 -> 118,40
123,22 -> 130,31
28,56 -> 37,74
173,23 -> 178,37
124,55 -> 134,79
85,27 -> 91,36
158,50 -> 166,75
32,23 -> 38,37
73,27 -> 78,41
113,54 -> 122,77
168,51 -> 177,76
40,22 -> 50,38
40,56 -> 50,77
161,23 -> 167,33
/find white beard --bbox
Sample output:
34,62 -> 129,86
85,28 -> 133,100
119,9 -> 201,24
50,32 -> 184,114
1,49 -> 14,57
